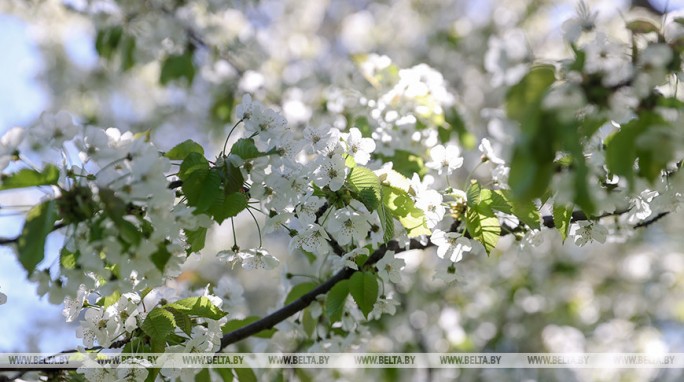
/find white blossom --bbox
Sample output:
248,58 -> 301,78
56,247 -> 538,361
62,284 -> 88,322
295,195 -> 326,224
214,277 -> 246,309
313,147 -> 347,191
375,250 -> 405,283
369,294 -> 400,320
434,259 -> 461,284
426,144 -> 464,175
343,127 -> 375,165
113,293 -> 142,334
289,220 -> 331,255
240,248 -> 280,270
304,125 -> 340,154
431,229 -> 472,262
76,359 -> 119,382
626,190 -> 659,224
77,306 -> 122,348
572,221 -> 608,246
326,202 -> 372,246
478,138 -> 505,165
116,358 -> 152,382
484,29 -> 530,87
0,127 -> 25,171
414,189 -> 445,228
29,110 -> 79,149
333,247 -> 369,272
561,1 -> 597,43
217,248 -> 244,269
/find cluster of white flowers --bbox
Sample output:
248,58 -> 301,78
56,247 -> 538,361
218,247 -> 280,270
14,116 -> 213,308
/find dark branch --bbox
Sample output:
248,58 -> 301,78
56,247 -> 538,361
0,222 -> 66,246
634,211 -> 670,228
219,238 -> 429,350
168,179 -> 183,190
218,205 -> 667,349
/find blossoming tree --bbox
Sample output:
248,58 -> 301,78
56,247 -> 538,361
1,0 -> 684,380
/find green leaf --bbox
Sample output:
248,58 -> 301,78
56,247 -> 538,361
221,317 -> 276,339
60,248 -> 79,270
214,368 -> 234,382
234,368 -> 257,382
606,112 -> 665,189
119,34 -> 136,71
571,155 -> 596,215
95,26 -> 123,60
379,203 -> 395,243
553,204 -> 573,242
217,163 -> 245,195
98,189 -> 128,221
210,192 -> 248,224
17,200 -> 58,274
326,279 -> 349,323
144,368 -> 162,382
494,190 -> 541,229
506,66 -> 557,204
345,154 -> 356,168
284,282 -> 317,305
150,244 -> 172,272
0,165 -> 60,191
382,185 -> 430,237
160,52 -> 196,85
167,296 -> 227,320
378,169 -> 412,191
185,227 -> 208,253
141,307 -> 176,341
230,138 -> 262,160
480,189 -> 513,214
626,19 -> 660,34
164,307 -> 193,336
211,92 -> 235,124
506,65 -> 556,123
179,152 -> 210,181
195,368 -> 211,382
165,139 -> 205,160
465,182 -> 501,255
635,125 -> 675,184
294,369 -> 313,382
150,337 -> 166,353
349,272 -> 378,319
96,291 -> 121,308
118,219 -> 142,246
302,308 -> 317,338
348,166 -> 382,210
182,168 -> 222,213
465,207 -> 500,255
508,148 -> 554,203
98,189 -> 142,245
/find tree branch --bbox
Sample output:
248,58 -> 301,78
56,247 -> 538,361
634,211 -> 670,228
0,222 -> 66,246
219,238 -> 430,350
218,205 -> 668,350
